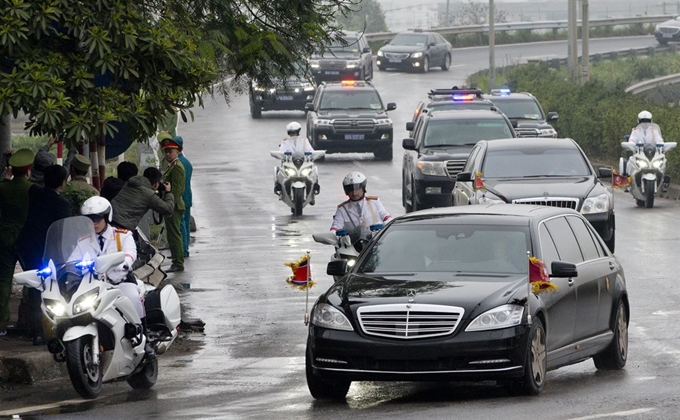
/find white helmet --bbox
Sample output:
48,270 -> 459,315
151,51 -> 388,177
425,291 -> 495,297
286,121 -> 302,134
638,110 -> 652,123
342,171 -> 367,194
81,196 -> 113,222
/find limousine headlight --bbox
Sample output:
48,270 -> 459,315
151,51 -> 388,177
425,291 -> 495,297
466,304 -> 524,332
581,193 -> 610,214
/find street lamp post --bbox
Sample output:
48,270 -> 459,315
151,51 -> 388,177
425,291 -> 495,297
489,0 -> 495,90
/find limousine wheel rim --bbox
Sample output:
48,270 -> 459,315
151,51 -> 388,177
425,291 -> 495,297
618,304 -> 628,361
531,327 -> 547,385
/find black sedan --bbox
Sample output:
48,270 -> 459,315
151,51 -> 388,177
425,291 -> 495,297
654,16 -> 680,44
249,77 -> 316,118
306,205 -> 629,400
452,138 -> 616,252
376,31 -> 452,73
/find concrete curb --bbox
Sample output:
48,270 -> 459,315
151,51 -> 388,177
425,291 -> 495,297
0,340 -> 67,386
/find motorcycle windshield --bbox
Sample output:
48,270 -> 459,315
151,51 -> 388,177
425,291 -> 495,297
42,216 -> 100,268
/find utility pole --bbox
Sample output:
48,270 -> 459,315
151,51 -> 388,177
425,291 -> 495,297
567,0 -> 579,83
445,0 -> 450,26
489,0 -> 496,90
581,0 -> 589,84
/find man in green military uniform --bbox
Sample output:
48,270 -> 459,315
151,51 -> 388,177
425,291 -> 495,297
0,149 -> 35,335
63,153 -> 99,215
160,136 -> 186,272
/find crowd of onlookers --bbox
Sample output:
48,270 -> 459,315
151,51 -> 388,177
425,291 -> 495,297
0,131 -> 193,344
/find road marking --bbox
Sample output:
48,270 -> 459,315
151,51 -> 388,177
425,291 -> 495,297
0,399 -> 89,416
567,408 -> 655,419
652,310 -> 680,316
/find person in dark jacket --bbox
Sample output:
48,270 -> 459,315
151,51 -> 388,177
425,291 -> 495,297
15,165 -> 71,344
111,167 -> 174,230
100,161 -> 138,202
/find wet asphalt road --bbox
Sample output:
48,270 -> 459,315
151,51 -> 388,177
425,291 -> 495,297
3,36 -> 680,419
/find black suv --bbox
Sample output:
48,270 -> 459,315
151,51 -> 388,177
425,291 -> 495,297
249,76 -> 316,118
309,31 -> 373,84
376,30 -> 452,73
402,109 -> 516,212
410,87 -> 496,134
305,81 -> 396,160
483,89 -> 559,137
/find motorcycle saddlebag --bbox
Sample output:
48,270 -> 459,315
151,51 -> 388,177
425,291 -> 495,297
144,285 -> 181,339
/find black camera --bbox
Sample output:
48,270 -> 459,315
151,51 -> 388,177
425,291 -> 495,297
158,182 -> 169,193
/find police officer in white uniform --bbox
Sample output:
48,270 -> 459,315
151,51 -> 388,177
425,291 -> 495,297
331,172 -> 392,245
628,110 -> 664,145
278,121 -> 314,153
81,197 -> 155,358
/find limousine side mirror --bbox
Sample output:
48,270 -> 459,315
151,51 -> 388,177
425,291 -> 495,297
402,138 -> 416,150
327,260 -> 348,277
598,167 -> 613,178
363,46 -> 371,54
551,261 -> 578,278
456,172 -> 472,182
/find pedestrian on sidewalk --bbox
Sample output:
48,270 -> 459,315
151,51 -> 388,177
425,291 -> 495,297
15,165 -> 71,344
0,149 -> 34,336
159,136 -> 185,273
171,136 -> 193,258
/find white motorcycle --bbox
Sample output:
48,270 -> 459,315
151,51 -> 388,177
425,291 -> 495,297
619,141 -> 676,208
271,150 -> 325,216
313,224 -> 383,281
13,216 -> 181,399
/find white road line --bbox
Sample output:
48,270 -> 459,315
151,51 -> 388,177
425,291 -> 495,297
0,399 -> 89,416
567,408 -> 655,420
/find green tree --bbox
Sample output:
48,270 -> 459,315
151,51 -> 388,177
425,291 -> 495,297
336,0 -> 388,33
0,0 -> 356,148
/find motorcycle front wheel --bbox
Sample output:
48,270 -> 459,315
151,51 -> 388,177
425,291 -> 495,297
65,337 -> 102,399
644,179 -> 655,208
293,188 -> 304,216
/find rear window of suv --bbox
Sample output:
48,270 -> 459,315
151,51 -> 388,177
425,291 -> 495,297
423,118 -> 514,147
320,90 -> 382,110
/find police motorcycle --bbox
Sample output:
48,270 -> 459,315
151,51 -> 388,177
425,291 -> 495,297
12,216 -> 181,399
312,224 -> 383,281
619,138 -> 676,208
271,149 -> 326,216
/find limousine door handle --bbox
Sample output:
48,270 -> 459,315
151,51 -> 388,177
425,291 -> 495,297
568,278 -> 575,286
609,261 -> 616,271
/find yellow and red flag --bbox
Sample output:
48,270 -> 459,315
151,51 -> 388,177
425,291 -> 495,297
529,257 -> 557,293
611,170 -> 631,189
284,254 -> 315,290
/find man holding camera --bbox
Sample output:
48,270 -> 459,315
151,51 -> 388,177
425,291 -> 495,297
111,167 -> 175,231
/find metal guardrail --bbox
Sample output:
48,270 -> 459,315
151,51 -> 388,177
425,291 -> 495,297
364,15 -> 674,42
626,72 -> 680,94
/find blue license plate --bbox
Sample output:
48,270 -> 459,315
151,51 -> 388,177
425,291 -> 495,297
325,71 -> 340,75
389,59 -> 401,63
278,96 -> 293,100
345,134 -> 365,140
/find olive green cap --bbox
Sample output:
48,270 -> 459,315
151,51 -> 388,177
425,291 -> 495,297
8,148 -> 35,169
72,154 -> 91,172
157,131 -> 173,142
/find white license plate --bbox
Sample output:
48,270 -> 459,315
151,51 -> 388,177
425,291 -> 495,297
325,71 -> 339,75
345,134 -> 365,140
278,96 -> 293,100
663,33 -> 673,38
389,59 -> 401,63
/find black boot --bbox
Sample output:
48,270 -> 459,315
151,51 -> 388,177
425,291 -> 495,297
140,318 -> 156,361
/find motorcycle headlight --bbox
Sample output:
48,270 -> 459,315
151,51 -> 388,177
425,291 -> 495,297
581,193 -> 610,214
44,298 -> 66,317
652,160 -> 663,168
73,289 -> 100,315
417,161 -> 447,176
465,304 -> 524,332
285,168 -> 297,176
313,119 -> 332,127
375,117 -> 392,127
635,158 -> 649,168
411,52 -> 423,58
377,50 -> 384,57
301,168 -> 312,177
308,59 -> 320,69
346,60 -> 361,68
311,303 -> 354,331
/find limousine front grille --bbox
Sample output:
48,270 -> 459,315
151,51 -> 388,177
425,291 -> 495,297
357,304 -> 464,339
513,197 -> 579,210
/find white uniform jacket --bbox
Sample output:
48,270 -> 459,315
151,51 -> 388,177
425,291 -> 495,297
331,196 -> 391,241
278,135 -> 314,154
629,123 -> 664,145
97,224 -> 137,283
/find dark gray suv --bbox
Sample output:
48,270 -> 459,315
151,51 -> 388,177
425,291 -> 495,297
309,31 -> 373,84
